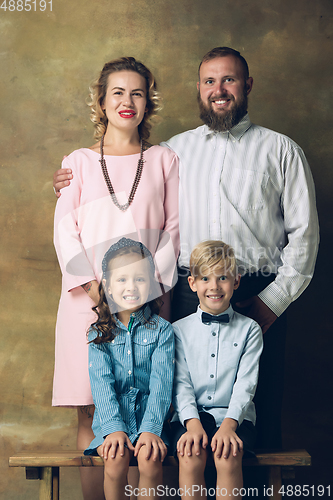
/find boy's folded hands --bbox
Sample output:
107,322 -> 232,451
177,418 -> 209,457
211,418 -> 243,459
177,417 -> 244,460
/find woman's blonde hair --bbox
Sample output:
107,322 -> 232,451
87,56 -> 162,141
190,240 -> 237,278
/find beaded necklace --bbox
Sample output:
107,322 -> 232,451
99,134 -> 145,212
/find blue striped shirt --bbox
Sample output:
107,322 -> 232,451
84,306 -> 175,454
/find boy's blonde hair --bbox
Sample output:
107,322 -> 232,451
190,240 -> 237,278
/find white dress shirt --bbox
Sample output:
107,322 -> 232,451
172,305 -> 263,427
162,114 -> 319,316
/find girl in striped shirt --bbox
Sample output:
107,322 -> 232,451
84,238 -> 174,500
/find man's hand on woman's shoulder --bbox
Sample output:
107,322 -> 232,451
53,157 -> 72,197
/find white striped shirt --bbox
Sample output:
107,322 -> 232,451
161,114 -> 319,316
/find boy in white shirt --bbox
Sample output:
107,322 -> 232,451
172,240 -> 263,499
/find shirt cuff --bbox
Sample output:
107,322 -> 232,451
65,274 -> 97,293
258,281 -> 292,317
225,408 -> 243,426
178,407 -> 200,427
101,419 -> 128,437
138,421 -> 163,437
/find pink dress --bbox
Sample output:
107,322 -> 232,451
53,145 -> 179,406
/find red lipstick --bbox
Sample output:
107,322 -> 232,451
119,109 -> 136,118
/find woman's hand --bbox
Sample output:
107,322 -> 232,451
211,418 -> 243,459
98,431 -> 134,460
134,432 -> 167,462
53,164 -> 72,198
81,280 -> 100,305
177,418 -> 208,457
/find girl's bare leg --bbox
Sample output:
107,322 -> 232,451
77,406 -> 105,500
214,449 -> 243,498
101,445 -> 131,500
178,449 -> 207,500
128,467 -> 140,500
136,446 -> 163,500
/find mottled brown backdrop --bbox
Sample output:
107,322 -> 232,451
1,0 -> 332,498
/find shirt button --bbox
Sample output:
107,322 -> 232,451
143,339 -> 147,343
211,354 -> 215,357
210,374 -> 214,378
127,332 -> 130,335
234,343 -> 238,347
127,350 -> 131,355
212,332 -> 216,337
128,370 -> 132,375
208,396 -> 212,400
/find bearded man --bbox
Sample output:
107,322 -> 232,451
162,47 -> 319,449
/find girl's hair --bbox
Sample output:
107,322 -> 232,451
190,240 -> 237,278
87,56 -> 162,142
91,239 -> 162,344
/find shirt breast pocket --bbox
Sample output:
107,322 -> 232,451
109,335 -> 126,351
222,168 -> 269,211
133,331 -> 159,361
220,340 -> 242,367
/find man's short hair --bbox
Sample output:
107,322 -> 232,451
198,47 -> 249,81
190,240 -> 237,278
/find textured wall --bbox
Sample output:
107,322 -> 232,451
1,1 -> 332,498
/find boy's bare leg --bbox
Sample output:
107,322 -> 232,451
214,448 -> 243,498
77,406 -> 105,500
178,449 -> 207,500
136,445 -> 163,500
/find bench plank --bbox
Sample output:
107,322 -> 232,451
9,449 -> 311,468
9,450 -> 311,500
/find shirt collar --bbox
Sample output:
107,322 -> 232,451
195,304 -> 234,323
200,113 -> 252,141
115,305 -> 152,330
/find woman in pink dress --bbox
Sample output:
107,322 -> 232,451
53,57 -> 179,499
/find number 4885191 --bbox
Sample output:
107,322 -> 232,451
1,0 -> 52,11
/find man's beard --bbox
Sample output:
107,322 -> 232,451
198,88 -> 248,132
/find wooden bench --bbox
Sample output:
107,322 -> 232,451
9,449 -> 311,500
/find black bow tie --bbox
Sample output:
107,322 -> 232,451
201,312 -> 229,324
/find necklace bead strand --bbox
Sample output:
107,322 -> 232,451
99,134 -> 145,212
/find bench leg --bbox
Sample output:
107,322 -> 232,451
39,467 -> 59,500
268,466 -> 282,500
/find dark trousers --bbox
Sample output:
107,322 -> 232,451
171,268 -> 286,450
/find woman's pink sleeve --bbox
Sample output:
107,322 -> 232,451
154,151 -> 180,288
53,157 -> 96,292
